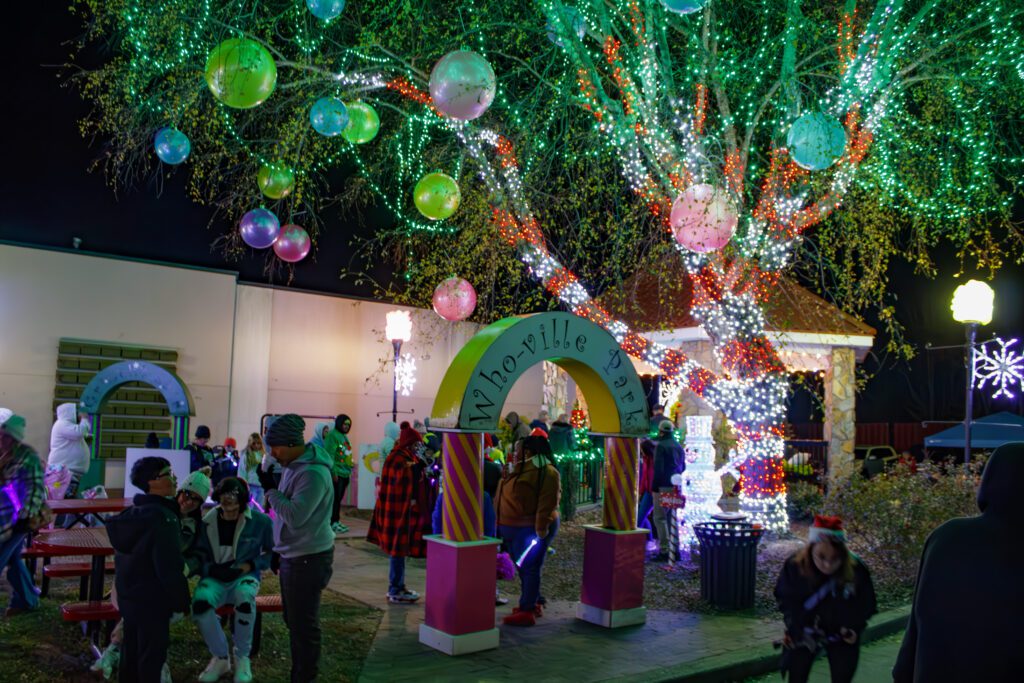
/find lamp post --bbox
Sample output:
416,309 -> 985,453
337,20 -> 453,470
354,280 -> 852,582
950,280 -> 994,464
385,310 -> 413,423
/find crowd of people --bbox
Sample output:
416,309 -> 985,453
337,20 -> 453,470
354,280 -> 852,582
1,403 -> 1021,681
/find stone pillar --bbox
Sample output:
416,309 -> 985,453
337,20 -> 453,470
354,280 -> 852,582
824,347 -> 857,481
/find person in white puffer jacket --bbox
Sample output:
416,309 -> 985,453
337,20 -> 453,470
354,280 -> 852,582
47,403 -> 92,500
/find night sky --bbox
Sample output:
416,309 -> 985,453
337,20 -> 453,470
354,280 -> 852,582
3,4 -> 1021,426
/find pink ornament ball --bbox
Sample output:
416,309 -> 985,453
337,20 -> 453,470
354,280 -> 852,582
273,224 -> 311,263
670,184 -> 738,253
432,277 -> 477,321
429,50 -> 496,121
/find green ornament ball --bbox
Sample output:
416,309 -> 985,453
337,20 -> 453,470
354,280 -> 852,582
204,38 -> 277,109
341,102 -> 380,144
257,164 -> 295,199
414,172 -> 461,221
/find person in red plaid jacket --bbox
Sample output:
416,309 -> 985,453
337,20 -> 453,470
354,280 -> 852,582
367,422 -> 427,604
0,410 -> 50,616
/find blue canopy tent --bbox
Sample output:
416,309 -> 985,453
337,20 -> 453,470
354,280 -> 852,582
925,411 -> 1024,450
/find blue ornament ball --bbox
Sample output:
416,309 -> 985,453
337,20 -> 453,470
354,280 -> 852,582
154,127 -> 191,165
306,0 -> 345,21
546,6 -> 586,48
660,0 -> 707,14
309,97 -> 350,137
786,112 -> 848,171
239,208 -> 281,249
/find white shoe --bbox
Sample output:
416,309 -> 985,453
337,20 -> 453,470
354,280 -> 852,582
198,656 -> 231,682
233,656 -> 253,683
161,662 -> 173,683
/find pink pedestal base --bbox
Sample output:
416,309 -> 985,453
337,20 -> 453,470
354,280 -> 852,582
577,525 -> 647,628
420,534 -> 501,655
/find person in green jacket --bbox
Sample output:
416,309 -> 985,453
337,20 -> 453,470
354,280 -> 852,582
324,414 -> 354,536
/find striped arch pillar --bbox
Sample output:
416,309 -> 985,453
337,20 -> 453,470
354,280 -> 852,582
601,436 -> 640,531
172,416 -> 190,451
440,431 -> 485,542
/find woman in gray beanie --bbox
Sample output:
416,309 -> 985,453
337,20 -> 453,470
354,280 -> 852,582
256,414 -> 334,682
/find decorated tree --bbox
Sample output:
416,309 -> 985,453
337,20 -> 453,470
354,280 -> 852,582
68,0 -> 1024,529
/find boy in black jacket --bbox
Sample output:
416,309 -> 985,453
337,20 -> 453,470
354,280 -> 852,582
106,457 -> 191,682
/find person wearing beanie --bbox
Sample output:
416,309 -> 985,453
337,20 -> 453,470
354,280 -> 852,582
774,515 -> 877,683
324,414 -> 354,536
255,414 -> 334,682
0,410 -> 48,617
105,456 -> 191,682
192,477 -> 274,683
367,422 -> 427,604
189,425 -> 215,472
650,419 -> 685,562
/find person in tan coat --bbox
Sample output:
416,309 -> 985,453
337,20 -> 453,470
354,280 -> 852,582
496,435 -> 560,627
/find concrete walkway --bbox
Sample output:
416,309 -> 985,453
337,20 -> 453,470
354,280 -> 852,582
328,520 -> 908,683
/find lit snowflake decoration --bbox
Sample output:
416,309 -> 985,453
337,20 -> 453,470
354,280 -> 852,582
395,353 -> 417,397
974,337 -> 1024,399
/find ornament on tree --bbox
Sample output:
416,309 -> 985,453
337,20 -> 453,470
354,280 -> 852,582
153,127 -> 191,165
660,0 -> 707,14
341,101 -> 380,144
204,38 -> 277,109
257,164 -> 295,199
429,50 -> 496,121
309,97 -> 349,137
414,172 -> 461,220
305,0 -> 345,21
239,208 -> 281,249
546,6 -> 586,47
786,112 -> 848,171
272,224 -> 311,263
431,277 -> 477,321
670,184 -> 738,253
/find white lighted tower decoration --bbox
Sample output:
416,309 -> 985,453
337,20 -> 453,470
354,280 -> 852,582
678,415 -> 723,551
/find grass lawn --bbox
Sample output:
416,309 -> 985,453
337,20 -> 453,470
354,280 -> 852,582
0,571 -> 381,682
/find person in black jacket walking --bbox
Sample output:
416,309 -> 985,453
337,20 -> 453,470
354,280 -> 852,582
650,420 -> 684,562
774,515 -> 876,683
893,443 -> 1024,682
106,456 -> 191,683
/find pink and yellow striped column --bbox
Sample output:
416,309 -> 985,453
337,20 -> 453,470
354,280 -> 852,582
441,431 -> 485,542
602,436 -> 640,531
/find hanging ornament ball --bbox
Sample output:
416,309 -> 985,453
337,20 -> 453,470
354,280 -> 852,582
239,208 -> 281,249
670,184 -> 738,253
660,0 -> 707,14
546,6 -> 586,47
309,97 -> 350,137
204,38 -> 277,109
273,224 -> 311,263
429,50 -> 496,121
786,112 -> 848,171
305,0 -> 345,21
153,127 -> 191,165
413,173 -> 461,221
432,277 -> 477,321
257,164 -> 295,200
341,102 -> 380,144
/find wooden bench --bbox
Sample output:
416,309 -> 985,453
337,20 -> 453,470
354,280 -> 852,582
43,561 -> 116,600
215,595 -> 283,657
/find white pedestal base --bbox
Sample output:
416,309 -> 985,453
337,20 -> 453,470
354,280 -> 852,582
575,602 -> 647,628
418,623 -> 499,656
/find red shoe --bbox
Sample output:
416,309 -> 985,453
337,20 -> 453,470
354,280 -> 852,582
503,608 -> 537,627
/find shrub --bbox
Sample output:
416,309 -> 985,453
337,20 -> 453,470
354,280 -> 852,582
822,459 -> 982,587
786,480 -> 823,522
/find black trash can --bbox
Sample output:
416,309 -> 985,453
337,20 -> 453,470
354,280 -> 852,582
694,520 -> 764,610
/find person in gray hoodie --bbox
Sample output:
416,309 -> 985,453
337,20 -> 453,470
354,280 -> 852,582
256,414 -> 334,683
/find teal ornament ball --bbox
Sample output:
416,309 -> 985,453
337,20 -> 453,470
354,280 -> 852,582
546,6 -> 586,47
309,97 -> 349,136
787,113 -> 848,171
661,0 -> 707,14
154,127 -> 191,165
306,0 -> 345,21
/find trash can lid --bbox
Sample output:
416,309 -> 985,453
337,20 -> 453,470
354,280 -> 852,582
711,511 -> 748,521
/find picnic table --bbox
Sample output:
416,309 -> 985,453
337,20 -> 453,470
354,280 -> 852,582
31,528 -> 113,602
47,497 -> 132,528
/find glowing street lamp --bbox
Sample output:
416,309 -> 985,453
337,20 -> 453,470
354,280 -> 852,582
385,310 -> 413,423
950,280 -> 994,464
